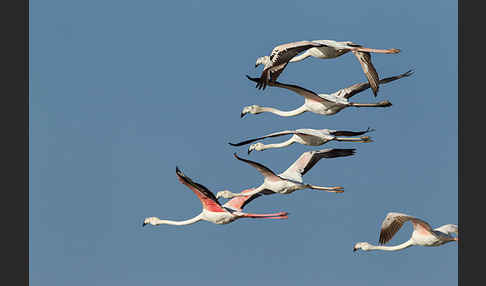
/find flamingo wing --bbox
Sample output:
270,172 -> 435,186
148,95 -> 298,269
269,41 -> 326,65
352,51 -> 380,97
284,148 -> 356,178
257,41 -> 326,90
229,129 -> 302,146
175,167 -> 226,213
329,127 -> 375,137
233,153 -> 281,181
222,188 -> 262,211
246,75 -> 331,103
335,70 -> 414,99
379,212 -> 434,244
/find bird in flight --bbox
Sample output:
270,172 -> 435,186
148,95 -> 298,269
353,212 -> 458,252
229,127 -> 374,154
286,39 -> 400,97
216,149 -> 355,199
241,70 -> 413,118
142,167 -> 288,227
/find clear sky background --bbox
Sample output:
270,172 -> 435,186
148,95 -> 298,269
30,1 -> 457,285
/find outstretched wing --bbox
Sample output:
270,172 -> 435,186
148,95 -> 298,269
257,41 -> 326,90
222,188 -> 262,212
280,148 -> 356,182
352,51 -> 380,97
233,153 -> 281,181
229,129 -> 304,146
329,127 -> 375,137
379,212 -> 433,244
334,69 -> 414,99
246,75 -> 331,104
175,167 -> 225,212
269,41 -> 326,66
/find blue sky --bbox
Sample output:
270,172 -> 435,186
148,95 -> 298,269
30,1 -> 457,285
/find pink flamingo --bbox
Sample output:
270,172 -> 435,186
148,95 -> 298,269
142,167 -> 288,227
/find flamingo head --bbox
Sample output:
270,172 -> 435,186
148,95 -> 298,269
248,142 -> 265,154
353,242 -> 372,252
142,217 -> 159,227
255,56 -> 270,68
241,105 -> 261,118
216,190 -> 235,199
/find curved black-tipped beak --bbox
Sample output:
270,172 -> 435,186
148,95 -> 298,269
255,64 -> 258,68
240,112 -> 246,118
142,222 -> 147,227
247,148 -> 252,155
353,247 -> 357,252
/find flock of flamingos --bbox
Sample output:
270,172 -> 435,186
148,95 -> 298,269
143,40 -> 458,253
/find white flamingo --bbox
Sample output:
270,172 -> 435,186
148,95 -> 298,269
254,40 -> 327,90
288,40 -> 401,96
142,167 -> 288,227
353,212 -> 459,252
229,127 -> 374,154
216,149 -> 355,199
241,70 -> 413,118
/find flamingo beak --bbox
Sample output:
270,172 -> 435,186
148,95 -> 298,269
240,112 -> 246,118
353,247 -> 357,252
247,148 -> 252,155
142,222 -> 147,227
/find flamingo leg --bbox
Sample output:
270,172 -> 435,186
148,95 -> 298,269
307,185 -> 344,193
251,215 -> 288,220
334,136 -> 373,143
242,211 -> 288,218
353,47 -> 400,54
350,100 -> 392,107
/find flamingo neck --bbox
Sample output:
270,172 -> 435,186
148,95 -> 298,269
366,239 -> 415,252
261,138 -> 295,150
258,105 -> 307,117
289,51 -> 311,62
153,214 -> 202,226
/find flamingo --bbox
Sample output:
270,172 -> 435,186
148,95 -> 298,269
216,148 -> 355,200
229,127 -> 374,154
241,70 -> 413,118
353,212 -> 459,252
142,167 -> 288,227
254,40 -> 327,90
288,40 -> 401,96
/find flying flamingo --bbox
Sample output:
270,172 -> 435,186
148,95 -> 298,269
241,70 -> 413,118
216,148 -> 355,200
254,40 -> 327,90
142,167 -> 288,227
287,40 -> 401,96
353,212 -> 459,252
229,127 -> 374,154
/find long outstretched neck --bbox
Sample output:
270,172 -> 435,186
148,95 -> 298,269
367,239 -> 414,252
227,184 -> 268,198
151,214 -> 203,226
259,105 -> 307,117
289,51 -> 311,62
261,138 -> 295,150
